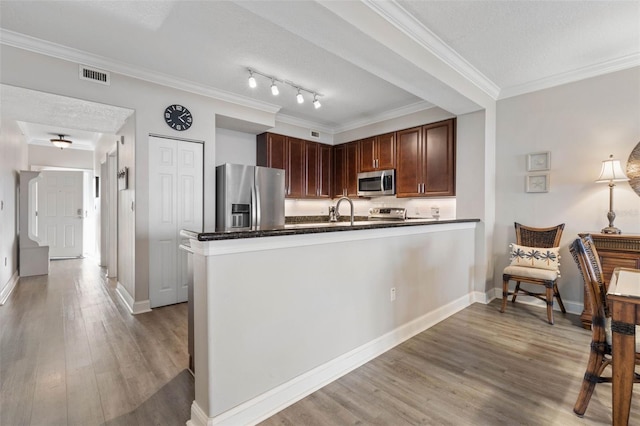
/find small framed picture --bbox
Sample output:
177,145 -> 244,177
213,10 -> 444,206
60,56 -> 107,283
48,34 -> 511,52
526,174 -> 549,193
527,152 -> 551,171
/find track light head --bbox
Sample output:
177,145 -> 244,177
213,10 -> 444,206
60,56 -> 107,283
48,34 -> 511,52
248,70 -> 257,88
270,80 -> 279,96
313,95 -> 321,109
296,90 -> 304,104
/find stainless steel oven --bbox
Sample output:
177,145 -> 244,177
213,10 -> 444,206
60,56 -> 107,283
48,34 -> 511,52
357,169 -> 395,197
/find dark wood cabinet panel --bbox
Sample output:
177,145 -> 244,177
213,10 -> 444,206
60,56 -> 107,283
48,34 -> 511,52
395,127 -> 422,197
258,133 -> 332,199
396,119 -> 455,198
376,132 -> 396,171
257,133 -> 286,170
318,143 -> 332,198
423,120 -> 455,196
333,142 -> 359,197
333,144 -> 345,198
359,137 -> 376,172
305,142 -> 319,198
287,137 -> 305,198
359,133 -> 395,172
345,142 -> 359,197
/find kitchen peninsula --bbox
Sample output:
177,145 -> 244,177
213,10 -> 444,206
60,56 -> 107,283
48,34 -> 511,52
181,218 -> 480,426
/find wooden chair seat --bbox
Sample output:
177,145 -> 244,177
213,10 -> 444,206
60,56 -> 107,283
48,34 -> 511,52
501,222 -> 566,324
570,236 -> 640,417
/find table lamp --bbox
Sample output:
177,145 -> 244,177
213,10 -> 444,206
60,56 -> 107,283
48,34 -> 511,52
596,154 -> 629,234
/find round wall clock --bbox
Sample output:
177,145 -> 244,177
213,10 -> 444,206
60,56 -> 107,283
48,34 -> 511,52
164,104 -> 193,131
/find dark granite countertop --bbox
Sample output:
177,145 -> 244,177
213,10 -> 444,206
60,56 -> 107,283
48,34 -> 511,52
182,218 -> 480,242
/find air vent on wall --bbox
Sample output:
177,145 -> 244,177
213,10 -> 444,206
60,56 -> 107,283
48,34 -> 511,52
310,130 -> 320,138
79,65 -> 110,86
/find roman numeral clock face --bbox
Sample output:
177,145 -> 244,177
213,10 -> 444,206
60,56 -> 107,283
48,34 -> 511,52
164,104 -> 192,131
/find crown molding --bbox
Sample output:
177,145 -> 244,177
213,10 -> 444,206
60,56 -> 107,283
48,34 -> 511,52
276,114 -> 336,135
498,53 -> 640,100
363,0 -> 500,100
333,101 -> 436,134
0,29 -> 281,115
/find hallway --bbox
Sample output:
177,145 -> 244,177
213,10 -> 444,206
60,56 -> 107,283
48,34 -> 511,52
0,258 -> 192,425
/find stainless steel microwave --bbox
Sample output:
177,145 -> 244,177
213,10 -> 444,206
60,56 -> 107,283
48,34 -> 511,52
357,169 -> 395,197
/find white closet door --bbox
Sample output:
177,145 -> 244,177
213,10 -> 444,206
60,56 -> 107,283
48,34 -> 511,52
149,136 -> 203,308
38,171 -> 84,258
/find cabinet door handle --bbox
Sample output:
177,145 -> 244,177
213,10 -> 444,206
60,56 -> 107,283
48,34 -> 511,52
417,183 -> 420,193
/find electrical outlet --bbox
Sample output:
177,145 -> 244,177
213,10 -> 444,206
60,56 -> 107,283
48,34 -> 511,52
390,287 -> 396,301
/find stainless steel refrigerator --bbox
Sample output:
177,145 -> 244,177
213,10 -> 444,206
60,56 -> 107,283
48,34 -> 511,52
215,163 -> 285,232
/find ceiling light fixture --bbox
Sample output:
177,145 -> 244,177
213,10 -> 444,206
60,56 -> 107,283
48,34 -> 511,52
246,68 -> 323,109
50,134 -> 73,149
248,71 -> 257,88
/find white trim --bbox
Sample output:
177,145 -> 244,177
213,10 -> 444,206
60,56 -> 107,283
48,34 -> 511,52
115,282 -> 151,315
491,287 -> 582,316
498,53 -> 640,100
187,402 -> 210,426
189,222 -> 476,256
363,0 -> 500,100
0,271 -> 19,305
332,102 -> 438,134
191,292 -> 474,426
0,29 -> 281,115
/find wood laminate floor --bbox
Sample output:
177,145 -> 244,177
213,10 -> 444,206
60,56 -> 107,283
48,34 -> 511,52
2,258 -> 639,425
0,258 -> 193,426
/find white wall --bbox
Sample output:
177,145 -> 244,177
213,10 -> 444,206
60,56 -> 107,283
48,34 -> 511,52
215,128 -> 256,166
0,44 -> 277,311
28,145 -> 93,170
192,222 -> 478,421
495,66 -> 640,307
0,119 -> 28,303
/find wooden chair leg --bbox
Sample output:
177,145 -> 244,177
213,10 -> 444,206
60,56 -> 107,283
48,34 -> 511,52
574,349 -> 606,416
511,281 -> 521,303
546,285 -> 554,324
553,282 -> 567,313
501,279 -> 509,313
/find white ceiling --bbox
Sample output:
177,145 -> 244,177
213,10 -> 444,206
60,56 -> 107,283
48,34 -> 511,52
1,0 -> 638,149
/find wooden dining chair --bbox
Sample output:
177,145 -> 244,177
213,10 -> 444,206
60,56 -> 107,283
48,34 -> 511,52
501,222 -> 566,324
569,236 -> 640,416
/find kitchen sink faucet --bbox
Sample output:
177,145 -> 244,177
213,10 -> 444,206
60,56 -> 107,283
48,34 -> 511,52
332,196 -> 354,225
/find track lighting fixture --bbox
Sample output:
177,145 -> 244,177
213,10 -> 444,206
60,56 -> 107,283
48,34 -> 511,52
50,134 -> 72,149
246,68 -> 323,109
248,71 -> 257,88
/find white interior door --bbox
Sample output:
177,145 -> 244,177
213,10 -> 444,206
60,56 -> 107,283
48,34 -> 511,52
37,171 -> 84,258
149,136 -> 203,308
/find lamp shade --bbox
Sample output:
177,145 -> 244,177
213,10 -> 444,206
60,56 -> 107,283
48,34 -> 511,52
596,155 -> 629,183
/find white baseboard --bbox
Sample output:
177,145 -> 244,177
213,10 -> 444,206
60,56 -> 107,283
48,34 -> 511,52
0,271 -> 19,305
115,282 -> 151,315
191,293 -> 474,426
491,287 -> 582,315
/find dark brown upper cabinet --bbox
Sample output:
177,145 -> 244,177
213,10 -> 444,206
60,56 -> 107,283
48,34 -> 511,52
359,132 -> 396,172
395,118 -> 456,198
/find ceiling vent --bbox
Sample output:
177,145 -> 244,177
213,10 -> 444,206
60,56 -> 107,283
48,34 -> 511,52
310,130 -> 320,138
79,65 -> 110,86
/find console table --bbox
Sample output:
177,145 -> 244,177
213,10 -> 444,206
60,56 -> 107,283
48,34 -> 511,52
579,233 -> 640,329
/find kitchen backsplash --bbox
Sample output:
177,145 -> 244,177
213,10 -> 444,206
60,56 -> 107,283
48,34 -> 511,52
285,196 -> 456,219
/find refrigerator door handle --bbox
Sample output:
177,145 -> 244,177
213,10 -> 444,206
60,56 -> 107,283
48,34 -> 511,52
251,184 -> 258,228
252,182 -> 261,228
